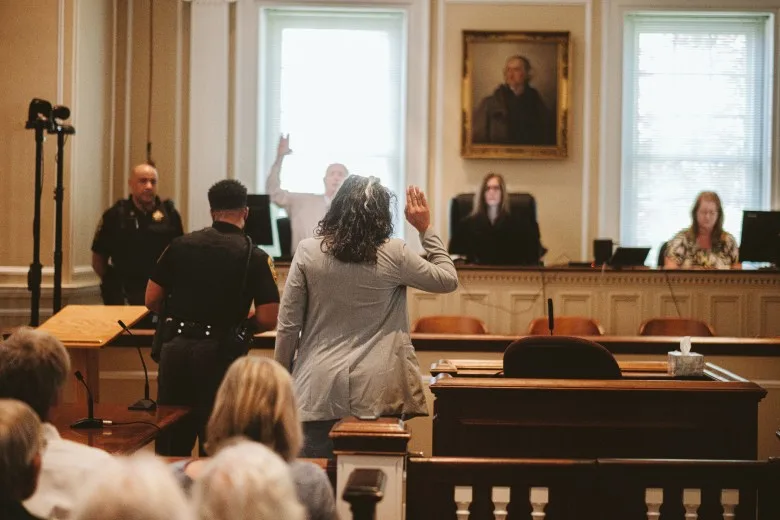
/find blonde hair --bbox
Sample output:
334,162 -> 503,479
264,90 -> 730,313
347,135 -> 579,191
192,441 -> 305,520
0,398 -> 44,500
0,327 -> 70,421
206,357 -> 302,461
71,454 -> 191,520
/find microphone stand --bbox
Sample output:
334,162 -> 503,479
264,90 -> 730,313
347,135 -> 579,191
71,371 -> 104,429
51,123 -> 75,314
25,118 -> 47,326
118,320 -> 157,411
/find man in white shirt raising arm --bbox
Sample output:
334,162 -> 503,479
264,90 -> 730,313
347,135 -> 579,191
265,134 -> 348,256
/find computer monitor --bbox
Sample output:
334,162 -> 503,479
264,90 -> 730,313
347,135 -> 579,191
739,210 -> 780,265
244,194 -> 273,246
608,247 -> 650,268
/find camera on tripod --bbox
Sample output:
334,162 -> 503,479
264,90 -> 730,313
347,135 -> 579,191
25,98 -> 74,134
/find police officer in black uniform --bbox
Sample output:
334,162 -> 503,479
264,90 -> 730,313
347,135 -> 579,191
145,179 -> 280,456
91,163 -> 184,305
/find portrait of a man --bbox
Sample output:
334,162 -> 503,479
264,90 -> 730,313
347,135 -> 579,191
462,31 -> 570,159
472,55 -> 554,146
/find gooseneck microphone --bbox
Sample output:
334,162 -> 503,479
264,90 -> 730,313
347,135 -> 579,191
118,320 -> 157,411
547,298 -> 555,336
71,371 -> 104,429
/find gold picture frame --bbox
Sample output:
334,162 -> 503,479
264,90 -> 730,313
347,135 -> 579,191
461,30 -> 570,159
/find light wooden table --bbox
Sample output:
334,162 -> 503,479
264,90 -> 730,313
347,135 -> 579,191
38,305 -> 148,403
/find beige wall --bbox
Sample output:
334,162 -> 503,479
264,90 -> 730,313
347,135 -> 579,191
0,1 -> 60,277
430,2 -> 596,263
0,1 -> 188,327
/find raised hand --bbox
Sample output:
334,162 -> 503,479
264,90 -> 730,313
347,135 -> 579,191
405,186 -> 431,233
276,134 -> 292,160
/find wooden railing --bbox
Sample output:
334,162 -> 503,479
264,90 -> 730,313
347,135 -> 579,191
403,457 -> 780,520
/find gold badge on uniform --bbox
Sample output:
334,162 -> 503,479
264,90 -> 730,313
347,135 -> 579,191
267,256 -> 278,283
152,210 -> 164,222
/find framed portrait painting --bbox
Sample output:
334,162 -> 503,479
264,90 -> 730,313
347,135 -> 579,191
462,31 -> 570,159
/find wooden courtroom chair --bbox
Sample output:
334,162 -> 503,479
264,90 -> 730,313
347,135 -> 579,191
503,336 -> 621,380
412,315 -> 488,334
639,317 -> 715,337
527,316 -> 604,336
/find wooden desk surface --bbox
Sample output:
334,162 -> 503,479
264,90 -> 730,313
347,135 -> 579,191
111,330 -> 780,357
49,403 -> 190,455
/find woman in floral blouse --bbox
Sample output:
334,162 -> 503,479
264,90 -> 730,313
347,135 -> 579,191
664,191 -> 740,269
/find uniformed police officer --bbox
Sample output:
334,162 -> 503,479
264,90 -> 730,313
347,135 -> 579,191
91,163 -> 184,305
145,179 -> 280,456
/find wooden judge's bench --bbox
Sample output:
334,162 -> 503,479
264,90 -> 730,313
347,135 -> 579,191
272,263 -> 780,337
429,359 -> 766,460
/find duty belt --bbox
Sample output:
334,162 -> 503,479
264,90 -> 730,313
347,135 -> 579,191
164,318 -> 228,339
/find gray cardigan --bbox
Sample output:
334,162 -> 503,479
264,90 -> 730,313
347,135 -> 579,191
275,229 -> 459,422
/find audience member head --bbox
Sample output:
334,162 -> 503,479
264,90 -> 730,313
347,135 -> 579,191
324,163 -> 349,198
129,163 -> 159,209
208,179 -> 249,228
0,399 -> 44,503
504,55 -> 532,91
192,440 -> 305,520
0,327 -> 70,421
472,172 -> 510,218
691,191 -> 724,241
316,174 -> 395,263
206,357 -> 301,461
70,454 -> 191,520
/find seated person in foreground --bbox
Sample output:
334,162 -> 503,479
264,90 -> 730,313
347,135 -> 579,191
449,172 -> 542,265
192,441 -> 306,520
664,191 -> 740,269
0,328 -> 116,519
0,399 -> 45,520
171,356 -> 337,520
71,455 -> 191,520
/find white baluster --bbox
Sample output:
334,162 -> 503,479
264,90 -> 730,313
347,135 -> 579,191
530,487 -> 549,520
455,486 -> 473,520
683,489 -> 701,520
721,489 -> 739,520
645,488 -> 663,520
492,486 -> 510,520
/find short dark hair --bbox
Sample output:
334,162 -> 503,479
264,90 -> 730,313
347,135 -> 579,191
316,175 -> 394,263
208,179 -> 248,211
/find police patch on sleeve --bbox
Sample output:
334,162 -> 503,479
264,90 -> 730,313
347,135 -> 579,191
267,256 -> 278,283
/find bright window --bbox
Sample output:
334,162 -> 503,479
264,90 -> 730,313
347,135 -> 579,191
260,8 -> 406,233
620,13 -> 772,263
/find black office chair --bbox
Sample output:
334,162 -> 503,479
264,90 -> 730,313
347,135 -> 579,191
657,241 -> 669,268
448,192 -> 547,259
276,217 -> 292,260
503,336 -> 622,379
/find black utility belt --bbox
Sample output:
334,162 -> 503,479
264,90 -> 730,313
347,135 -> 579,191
163,318 -> 229,340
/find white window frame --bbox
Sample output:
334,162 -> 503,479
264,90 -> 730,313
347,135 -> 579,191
233,0 -> 430,247
598,0 -> 780,242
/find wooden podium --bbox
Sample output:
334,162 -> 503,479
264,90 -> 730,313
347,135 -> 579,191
38,305 -> 149,404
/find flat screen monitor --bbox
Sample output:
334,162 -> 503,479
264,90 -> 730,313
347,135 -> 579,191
245,194 -> 273,246
608,247 -> 650,268
739,210 -> 780,265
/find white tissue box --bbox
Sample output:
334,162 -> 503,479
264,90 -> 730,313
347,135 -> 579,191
668,351 -> 704,376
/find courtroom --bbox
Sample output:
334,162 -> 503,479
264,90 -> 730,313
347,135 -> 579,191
2,1 -> 780,519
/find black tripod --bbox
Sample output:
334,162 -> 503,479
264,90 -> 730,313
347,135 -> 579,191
51,119 -> 75,314
25,99 -> 73,325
